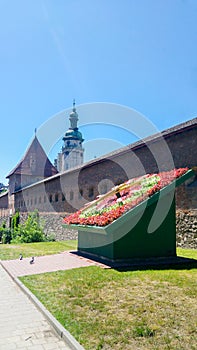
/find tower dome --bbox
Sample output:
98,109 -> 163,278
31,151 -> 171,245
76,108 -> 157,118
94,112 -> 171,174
56,100 -> 84,172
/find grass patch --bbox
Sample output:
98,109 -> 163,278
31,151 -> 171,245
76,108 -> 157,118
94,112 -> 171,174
20,248 -> 197,350
0,240 -> 77,260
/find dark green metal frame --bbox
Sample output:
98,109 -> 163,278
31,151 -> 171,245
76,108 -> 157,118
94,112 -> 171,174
63,170 -> 194,262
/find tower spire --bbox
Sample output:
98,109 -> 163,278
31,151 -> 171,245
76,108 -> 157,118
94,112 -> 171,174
73,98 -> 76,111
69,99 -> 78,129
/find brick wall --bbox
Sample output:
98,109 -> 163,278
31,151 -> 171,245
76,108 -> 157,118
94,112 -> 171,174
13,122 -> 197,214
0,118 -> 196,246
0,192 -> 8,209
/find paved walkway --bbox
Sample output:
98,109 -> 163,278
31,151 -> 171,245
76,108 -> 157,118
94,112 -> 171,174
0,263 -> 71,350
0,251 -> 107,350
1,251 -> 108,277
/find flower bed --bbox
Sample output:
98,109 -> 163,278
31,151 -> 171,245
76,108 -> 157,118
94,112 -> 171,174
64,168 -> 189,227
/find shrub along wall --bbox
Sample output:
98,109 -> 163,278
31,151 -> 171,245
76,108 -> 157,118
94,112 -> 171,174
14,212 -> 77,242
0,211 -> 196,249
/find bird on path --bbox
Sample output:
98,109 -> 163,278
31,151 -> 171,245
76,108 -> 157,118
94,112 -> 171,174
30,257 -> 34,264
19,254 -> 23,260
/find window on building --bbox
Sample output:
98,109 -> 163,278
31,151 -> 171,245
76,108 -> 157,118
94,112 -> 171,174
62,193 -> 65,201
34,197 -> 37,205
78,189 -> 83,199
55,193 -> 59,202
70,191 -> 74,200
39,196 -> 42,204
49,194 -> 53,203
88,187 -> 94,198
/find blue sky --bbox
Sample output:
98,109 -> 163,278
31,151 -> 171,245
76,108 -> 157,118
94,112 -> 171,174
1,0 -> 197,184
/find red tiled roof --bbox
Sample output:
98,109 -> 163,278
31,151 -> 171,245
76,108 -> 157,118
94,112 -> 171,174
6,136 -> 58,178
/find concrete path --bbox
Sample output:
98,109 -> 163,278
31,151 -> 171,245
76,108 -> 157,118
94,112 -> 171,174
0,264 -> 71,350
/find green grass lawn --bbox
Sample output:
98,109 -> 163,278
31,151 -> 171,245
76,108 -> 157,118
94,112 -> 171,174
19,247 -> 197,350
0,240 -> 77,260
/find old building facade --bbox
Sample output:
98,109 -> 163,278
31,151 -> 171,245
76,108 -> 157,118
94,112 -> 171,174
0,116 -> 196,246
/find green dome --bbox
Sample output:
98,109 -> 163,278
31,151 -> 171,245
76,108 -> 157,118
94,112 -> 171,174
63,128 -> 84,142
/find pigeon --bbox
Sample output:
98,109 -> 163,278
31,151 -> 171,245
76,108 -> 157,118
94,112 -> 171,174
30,257 -> 34,264
19,254 -> 23,260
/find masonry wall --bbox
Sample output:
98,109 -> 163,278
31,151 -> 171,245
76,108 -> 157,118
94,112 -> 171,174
1,120 -> 196,246
12,123 -> 197,218
0,192 -> 8,209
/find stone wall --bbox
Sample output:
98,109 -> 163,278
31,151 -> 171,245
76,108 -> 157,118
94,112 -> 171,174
1,210 -> 196,249
13,120 -> 197,215
0,212 -> 10,227
0,192 -> 8,209
0,212 -> 77,242
176,210 -> 197,249
38,212 -> 78,241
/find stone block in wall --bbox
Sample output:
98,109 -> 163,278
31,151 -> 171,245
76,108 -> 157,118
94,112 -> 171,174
176,209 -> 197,249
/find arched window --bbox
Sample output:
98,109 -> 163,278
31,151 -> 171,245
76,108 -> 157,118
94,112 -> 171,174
55,193 -> 59,202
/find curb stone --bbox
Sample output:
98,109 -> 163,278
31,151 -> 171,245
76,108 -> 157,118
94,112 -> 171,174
0,261 -> 85,350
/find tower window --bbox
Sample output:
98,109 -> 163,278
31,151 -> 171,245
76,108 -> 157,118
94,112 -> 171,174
55,193 -> 59,202
88,187 -> 94,198
70,191 -> 74,200
62,193 -> 65,201
49,194 -> 53,203
79,189 -> 83,199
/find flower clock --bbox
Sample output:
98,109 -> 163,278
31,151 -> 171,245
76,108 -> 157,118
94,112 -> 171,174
64,168 -> 189,227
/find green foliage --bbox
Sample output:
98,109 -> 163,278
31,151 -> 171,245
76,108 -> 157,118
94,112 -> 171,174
133,323 -> 155,338
11,211 -> 20,231
46,233 -> 56,242
0,227 -> 12,244
11,210 -> 47,243
0,220 -> 11,244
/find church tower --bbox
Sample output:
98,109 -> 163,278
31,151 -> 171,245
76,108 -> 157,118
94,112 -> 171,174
57,100 -> 84,172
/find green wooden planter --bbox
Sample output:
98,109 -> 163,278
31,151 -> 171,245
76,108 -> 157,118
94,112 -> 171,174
63,170 -> 194,262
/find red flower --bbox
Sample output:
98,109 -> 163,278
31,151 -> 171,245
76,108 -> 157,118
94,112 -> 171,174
63,168 -> 189,227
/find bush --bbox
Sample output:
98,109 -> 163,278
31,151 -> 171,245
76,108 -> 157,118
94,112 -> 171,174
1,228 -> 12,244
0,221 -> 12,244
11,210 -> 47,243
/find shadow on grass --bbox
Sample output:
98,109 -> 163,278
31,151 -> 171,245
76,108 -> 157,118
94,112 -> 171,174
70,251 -> 197,271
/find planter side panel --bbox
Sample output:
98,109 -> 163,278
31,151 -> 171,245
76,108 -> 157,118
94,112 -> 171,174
113,194 -> 176,259
78,230 -> 114,259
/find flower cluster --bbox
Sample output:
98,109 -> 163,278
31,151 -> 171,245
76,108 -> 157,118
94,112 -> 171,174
63,168 -> 188,227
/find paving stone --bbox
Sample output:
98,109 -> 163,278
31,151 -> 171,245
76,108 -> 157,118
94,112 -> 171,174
0,265 -> 74,350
